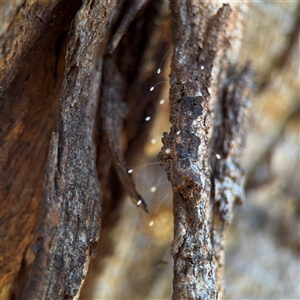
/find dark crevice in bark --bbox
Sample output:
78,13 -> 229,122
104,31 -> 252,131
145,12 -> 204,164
81,0 -> 171,296
257,2 -> 300,93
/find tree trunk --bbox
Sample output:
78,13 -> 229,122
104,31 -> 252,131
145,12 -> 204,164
0,0 -> 253,299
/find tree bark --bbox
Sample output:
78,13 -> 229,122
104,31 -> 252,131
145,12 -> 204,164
158,1 -> 253,299
1,0 -> 82,296
1,0 -> 253,299
21,1 -> 119,299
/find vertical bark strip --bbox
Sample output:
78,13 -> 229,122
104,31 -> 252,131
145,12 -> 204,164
0,1 -> 81,293
22,0 -> 117,299
100,57 -> 148,213
158,1 -> 253,299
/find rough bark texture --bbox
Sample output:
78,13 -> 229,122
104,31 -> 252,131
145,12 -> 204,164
1,0 -> 169,298
157,1 -> 253,299
1,0 -> 256,299
100,56 -> 149,213
1,0 -> 81,295
21,0 -> 118,299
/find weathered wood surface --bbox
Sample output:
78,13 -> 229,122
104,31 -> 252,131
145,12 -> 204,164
0,0 -> 81,295
1,0 -> 168,298
158,1 -> 253,299
21,1 -> 120,299
1,0 -> 254,299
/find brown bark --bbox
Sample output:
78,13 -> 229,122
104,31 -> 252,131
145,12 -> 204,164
21,1 -> 119,299
157,1 -> 253,299
1,0 -> 254,299
1,0 -> 169,298
1,0 -> 81,295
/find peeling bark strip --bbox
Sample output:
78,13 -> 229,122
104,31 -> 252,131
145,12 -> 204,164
101,57 -> 148,212
22,1 -> 118,299
158,3 -> 231,299
158,1 -> 253,299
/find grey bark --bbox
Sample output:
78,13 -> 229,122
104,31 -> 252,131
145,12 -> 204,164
157,1 -> 253,299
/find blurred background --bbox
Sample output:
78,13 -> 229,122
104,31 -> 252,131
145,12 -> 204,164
82,1 -> 299,299
225,1 -> 299,298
